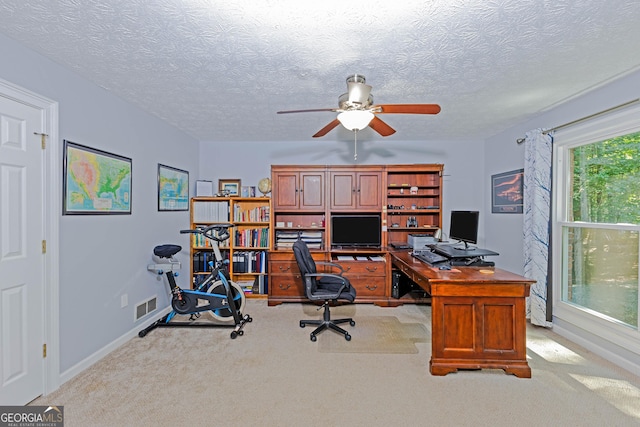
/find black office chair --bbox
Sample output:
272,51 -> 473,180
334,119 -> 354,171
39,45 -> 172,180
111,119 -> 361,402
292,238 -> 356,341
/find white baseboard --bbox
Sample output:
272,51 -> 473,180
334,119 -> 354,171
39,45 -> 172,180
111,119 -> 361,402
58,307 -> 172,387
553,324 -> 640,378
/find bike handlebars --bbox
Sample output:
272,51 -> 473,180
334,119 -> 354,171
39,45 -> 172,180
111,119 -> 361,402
180,223 -> 234,243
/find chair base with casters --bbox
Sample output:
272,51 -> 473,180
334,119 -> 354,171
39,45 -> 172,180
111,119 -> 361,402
300,301 -> 356,341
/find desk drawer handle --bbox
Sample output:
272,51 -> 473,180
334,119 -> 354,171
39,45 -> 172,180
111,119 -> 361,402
278,265 -> 291,272
365,266 -> 377,272
278,283 -> 292,290
365,285 -> 378,291
343,266 -> 351,272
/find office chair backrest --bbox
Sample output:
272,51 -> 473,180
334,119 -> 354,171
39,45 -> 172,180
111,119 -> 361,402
292,239 -> 318,292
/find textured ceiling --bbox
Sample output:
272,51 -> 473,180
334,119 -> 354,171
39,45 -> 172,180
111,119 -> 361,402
1,0 -> 640,143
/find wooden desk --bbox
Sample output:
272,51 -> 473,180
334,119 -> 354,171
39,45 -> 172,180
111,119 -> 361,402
391,251 -> 534,378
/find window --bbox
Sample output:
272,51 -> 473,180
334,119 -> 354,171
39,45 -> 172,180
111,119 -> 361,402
555,114 -> 640,340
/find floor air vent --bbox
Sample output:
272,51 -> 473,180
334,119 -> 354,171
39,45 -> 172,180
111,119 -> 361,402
135,296 -> 157,320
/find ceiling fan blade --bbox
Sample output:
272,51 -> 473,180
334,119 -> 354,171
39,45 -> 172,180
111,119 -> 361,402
277,108 -> 336,114
369,116 -> 396,137
312,119 -> 341,138
375,104 -> 441,114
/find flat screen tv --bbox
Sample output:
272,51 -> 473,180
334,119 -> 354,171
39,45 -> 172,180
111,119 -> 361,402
331,214 -> 381,248
449,210 -> 479,250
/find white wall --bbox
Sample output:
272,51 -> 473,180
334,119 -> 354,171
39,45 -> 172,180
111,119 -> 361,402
198,139 -> 490,245
0,33 -> 199,376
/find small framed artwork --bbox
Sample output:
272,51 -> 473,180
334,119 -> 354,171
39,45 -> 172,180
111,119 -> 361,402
158,164 -> 189,211
491,168 -> 524,213
63,140 -> 132,215
219,179 -> 241,196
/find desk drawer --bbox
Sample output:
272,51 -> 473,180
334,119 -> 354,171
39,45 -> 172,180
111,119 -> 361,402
350,276 -> 386,297
270,260 -> 298,274
338,260 -> 386,276
269,275 -> 304,297
269,252 -> 325,275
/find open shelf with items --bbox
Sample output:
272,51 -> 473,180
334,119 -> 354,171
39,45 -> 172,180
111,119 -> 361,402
385,164 -> 443,248
273,212 -> 325,251
189,197 -> 271,297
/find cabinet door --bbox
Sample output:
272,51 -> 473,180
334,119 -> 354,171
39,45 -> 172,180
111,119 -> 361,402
329,171 -> 356,209
273,172 -> 299,210
356,171 -> 382,209
330,170 -> 382,210
300,171 -> 325,210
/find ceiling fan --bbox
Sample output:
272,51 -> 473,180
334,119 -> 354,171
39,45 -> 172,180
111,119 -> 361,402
277,74 -> 441,138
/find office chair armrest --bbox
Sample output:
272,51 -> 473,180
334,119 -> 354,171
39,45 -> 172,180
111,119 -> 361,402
304,272 -> 350,299
307,272 -> 348,282
315,261 -> 345,275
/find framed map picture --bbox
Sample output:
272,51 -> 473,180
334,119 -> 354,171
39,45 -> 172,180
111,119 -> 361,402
158,164 -> 189,211
63,140 -> 132,215
491,168 -> 524,213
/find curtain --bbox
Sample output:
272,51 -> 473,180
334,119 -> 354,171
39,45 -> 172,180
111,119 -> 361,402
523,129 -> 553,327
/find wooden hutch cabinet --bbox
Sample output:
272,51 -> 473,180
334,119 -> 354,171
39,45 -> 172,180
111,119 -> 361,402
329,167 -> 383,211
268,164 -> 443,306
272,167 -> 325,211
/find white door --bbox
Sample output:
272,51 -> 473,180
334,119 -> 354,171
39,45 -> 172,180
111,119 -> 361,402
0,95 -> 45,404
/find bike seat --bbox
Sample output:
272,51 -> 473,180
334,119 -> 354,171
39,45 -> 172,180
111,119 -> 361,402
154,244 -> 182,258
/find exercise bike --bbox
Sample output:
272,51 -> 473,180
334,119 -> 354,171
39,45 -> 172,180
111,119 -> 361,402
139,223 -> 252,339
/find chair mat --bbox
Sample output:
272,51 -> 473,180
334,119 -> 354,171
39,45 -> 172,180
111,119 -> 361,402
317,316 -> 429,354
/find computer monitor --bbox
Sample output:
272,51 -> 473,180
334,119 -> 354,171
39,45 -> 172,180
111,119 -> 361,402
449,210 -> 479,250
331,214 -> 381,248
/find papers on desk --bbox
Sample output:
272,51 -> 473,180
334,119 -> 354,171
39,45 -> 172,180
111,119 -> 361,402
336,255 -> 386,262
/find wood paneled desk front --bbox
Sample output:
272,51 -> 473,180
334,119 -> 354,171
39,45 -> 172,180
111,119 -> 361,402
391,251 -> 534,378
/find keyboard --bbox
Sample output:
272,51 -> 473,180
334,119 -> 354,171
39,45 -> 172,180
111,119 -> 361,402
412,250 -> 449,265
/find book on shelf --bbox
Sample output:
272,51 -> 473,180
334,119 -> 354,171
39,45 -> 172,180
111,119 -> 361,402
236,279 -> 255,295
234,228 -> 269,248
232,251 -> 268,274
236,276 -> 268,295
248,275 -> 268,294
192,200 -> 229,223
233,204 -> 270,222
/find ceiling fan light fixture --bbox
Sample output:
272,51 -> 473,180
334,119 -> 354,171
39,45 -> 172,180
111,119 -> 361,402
337,110 -> 374,131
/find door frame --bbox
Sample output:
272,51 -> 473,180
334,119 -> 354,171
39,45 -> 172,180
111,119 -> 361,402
0,77 -> 60,396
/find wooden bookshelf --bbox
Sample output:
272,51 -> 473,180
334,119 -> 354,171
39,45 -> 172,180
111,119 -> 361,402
189,196 -> 271,297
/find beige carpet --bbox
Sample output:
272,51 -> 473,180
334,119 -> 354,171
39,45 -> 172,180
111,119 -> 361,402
31,299 -> 640,427
317,316 -> 428,354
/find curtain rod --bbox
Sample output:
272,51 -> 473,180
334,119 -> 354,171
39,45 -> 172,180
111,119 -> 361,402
516,98 -> 640,144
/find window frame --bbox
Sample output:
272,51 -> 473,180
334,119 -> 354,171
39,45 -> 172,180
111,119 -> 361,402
552,103 -> 640,356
